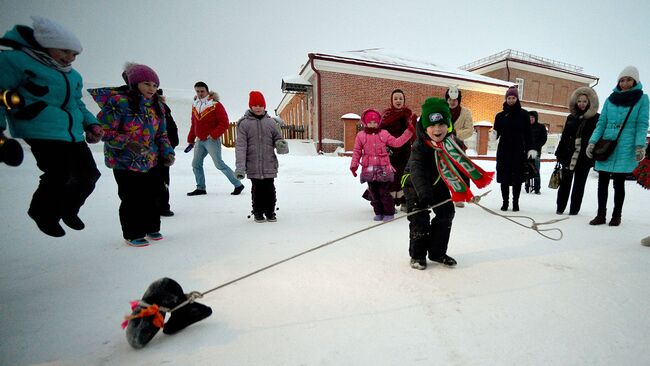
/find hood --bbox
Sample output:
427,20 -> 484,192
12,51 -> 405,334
569,86 -> 599,119
0,25 -> 42,51
528,110 -> 539,124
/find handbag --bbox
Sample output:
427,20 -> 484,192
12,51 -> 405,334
592,103 -> 636,161
548,162 -> 562,189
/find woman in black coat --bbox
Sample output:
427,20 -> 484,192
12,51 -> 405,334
554,86 -> 599,215
493,87 -> 534,211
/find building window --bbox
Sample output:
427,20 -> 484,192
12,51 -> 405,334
516,78 -> 525,99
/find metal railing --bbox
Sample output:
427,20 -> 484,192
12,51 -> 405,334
459,49 -> 583,73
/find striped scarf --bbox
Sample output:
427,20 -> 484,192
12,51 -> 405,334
425,136 -> 494,202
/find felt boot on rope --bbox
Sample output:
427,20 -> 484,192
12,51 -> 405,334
163,302 -> 213,335
124,277 -> 212,349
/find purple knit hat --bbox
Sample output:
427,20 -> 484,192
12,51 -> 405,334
125,64 -> 160,86
505,86 -> 519,99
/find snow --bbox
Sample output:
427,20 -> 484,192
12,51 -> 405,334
1,140 -> 649,366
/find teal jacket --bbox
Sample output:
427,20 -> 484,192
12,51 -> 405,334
589,83 -> 649,173
0,25 -> 98,142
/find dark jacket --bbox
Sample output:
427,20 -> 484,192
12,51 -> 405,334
494,101 -> 533,185
528,111 -> 548,153
162,103 -> 179,148
403,115 -> 446,205
555,86 -> 600,169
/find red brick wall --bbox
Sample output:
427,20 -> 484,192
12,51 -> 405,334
315,71 -> 507,151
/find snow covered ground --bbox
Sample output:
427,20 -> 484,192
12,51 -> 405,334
1,140 -> 649,366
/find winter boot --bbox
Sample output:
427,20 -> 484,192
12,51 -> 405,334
589,212 -> 606,225
608,216 -> 621,227
410,258 -> 427,270
500,201 -> 508,211
62,215 -> 85,230
265,212 -> 277,222
253,212 -> 265,223
231,185 -> 245,195
512,201 -> 520,212
430,254 -> 457,267
146,232 -> 164,241
28,210 -> 65,237
373,214 -> 383,221
641,235 -> 650,247
382,215 -> 394,222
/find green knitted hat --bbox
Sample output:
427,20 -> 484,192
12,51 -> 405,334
420,97 -> 452,132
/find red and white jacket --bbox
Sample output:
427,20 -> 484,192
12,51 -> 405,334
187,94 -> 229,143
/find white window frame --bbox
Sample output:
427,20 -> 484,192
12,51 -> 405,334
516,78 -> 525,99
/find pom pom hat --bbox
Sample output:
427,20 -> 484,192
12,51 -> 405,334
360,108 -> 382,126
249,91 -> 266,108
420,97 -> 451,132
618,65 -> 640,82
125,64 -> 160,87
31,16 -> 82,53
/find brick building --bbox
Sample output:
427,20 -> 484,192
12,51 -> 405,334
276,49 -> 512,153
460,49 -> 599,133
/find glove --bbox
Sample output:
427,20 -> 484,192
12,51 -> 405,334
85,124 -> 103,144
350,167 -> 357,177
636,146 -> 646,161
527,150 -> 538,160
235,170 -> 245,180
163,155 -> 175,167
125,141 -> 146,154
585,143 -> 595,159
184,143 -> 194,153
275,139 -> 289,154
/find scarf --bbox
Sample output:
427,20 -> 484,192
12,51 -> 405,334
381,106 -> 412,136
425,136 -> 494,202
608,88 -> 643,106
21,47 -> 72,72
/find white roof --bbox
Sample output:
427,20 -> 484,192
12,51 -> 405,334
310,48 -> 513,88
341,113 -> 360,119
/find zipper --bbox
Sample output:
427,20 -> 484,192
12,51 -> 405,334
58,70 -> 74,142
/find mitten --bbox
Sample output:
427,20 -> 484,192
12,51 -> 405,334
275,139 -> 289,154
527,150 -> 538,159
235,170 -> 245,180
163,155 -> 175,167
85,124 -> 104,144
635,146 -> 645,161
350,167 -> 357,177
585,143 -> 595,159
184,143 -> 194,153
125,141 -> 146,154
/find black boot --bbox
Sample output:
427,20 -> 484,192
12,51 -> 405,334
28,210 -> 65,237
163,302 -> 213,335
500,201 -> 509,211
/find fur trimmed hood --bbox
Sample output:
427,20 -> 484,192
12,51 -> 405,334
193,91 -> 220,102
569,86 -> 599,119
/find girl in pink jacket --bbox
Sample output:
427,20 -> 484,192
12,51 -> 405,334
350,108 -> 414,221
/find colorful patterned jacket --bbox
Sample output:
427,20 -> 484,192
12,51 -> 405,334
89,87 -> 174,172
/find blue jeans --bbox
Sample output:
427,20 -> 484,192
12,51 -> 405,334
533,156 -> 541,191
191,138 -> 242,190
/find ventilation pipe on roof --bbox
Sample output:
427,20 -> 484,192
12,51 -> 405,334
308,53 -> 323,153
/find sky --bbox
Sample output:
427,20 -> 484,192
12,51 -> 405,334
2,0 -> 650,118
1,141 -> 649,365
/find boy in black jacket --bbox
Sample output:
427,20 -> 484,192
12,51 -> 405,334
403,98 -> 492,270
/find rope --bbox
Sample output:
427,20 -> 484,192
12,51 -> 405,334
468,190 -> 567,241
163,190 -> 566,312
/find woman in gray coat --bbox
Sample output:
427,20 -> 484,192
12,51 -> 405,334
235,91 -> 288,223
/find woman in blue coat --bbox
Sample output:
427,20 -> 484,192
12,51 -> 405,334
0,17 -> 103,237
586,66 -> 649,226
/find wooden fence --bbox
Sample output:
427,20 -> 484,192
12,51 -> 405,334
221,122 -> 305,147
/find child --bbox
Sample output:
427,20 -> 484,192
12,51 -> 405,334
235,91 -> 288,222
89,64 -> 175,247
350,108 -> 414,221
0,16 -> 103,237
403,98 -> 492,270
